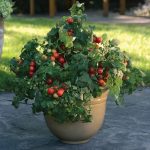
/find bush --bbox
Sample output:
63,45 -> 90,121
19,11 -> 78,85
0,0 -> 14,19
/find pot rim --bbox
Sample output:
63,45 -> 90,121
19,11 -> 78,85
87,89 -> 109,105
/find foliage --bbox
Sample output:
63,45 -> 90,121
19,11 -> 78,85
0,0 -> 14,19
10,2 -> 144,123
133,0 -> 150,16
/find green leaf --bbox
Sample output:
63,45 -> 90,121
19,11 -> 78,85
48,27 -> 59,36
59,27 -> 74,48
76,72 -> 94,91
107,76 -> 123,104
69,1 -> 85,16
102,33 -> 108,42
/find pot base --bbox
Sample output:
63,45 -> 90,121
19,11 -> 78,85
61,139 -> 89,144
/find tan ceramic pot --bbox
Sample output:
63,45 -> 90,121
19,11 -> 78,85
44,90 -> 109,144
0,18 -> 4,58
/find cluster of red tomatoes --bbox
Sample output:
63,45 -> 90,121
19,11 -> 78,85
29,61 -> 36,77
88,64 -> 109,87
50,50 -> 66,66
47,77 -> 66,98
47,87 -> 65,98
66,17 -> 74,36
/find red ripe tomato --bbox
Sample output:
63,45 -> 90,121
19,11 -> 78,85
98,79 -> 106,86
47,88 -> 55,95
57,88 -> 65,97
30,61 -> 36,67
58,57 -> 65,64
89,67 -> 95,74
53,52 -> 60,59
47,78 -> 53,85
66,17 -> 74,24
50,56 -> 55,61
97,68 -> 103,75
96,37 -> 102,43
30,66 -> 35,72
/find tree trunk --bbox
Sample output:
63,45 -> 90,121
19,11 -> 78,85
0,18 -> 4,58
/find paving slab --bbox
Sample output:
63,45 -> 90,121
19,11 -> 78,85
0,88 -> 150,150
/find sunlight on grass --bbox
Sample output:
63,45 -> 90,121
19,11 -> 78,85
0,17 -> 150,91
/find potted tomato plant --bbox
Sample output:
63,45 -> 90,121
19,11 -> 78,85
0,0 -> 13,57
10,2 -> 144,144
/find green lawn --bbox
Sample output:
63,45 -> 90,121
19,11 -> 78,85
0,17 -> 150,91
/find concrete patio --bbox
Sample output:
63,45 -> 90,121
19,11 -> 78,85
0,88 -> 150,150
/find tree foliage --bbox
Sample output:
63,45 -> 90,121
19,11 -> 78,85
0,0 -> 13,19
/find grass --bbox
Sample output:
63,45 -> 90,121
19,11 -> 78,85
0,17 -> 150,91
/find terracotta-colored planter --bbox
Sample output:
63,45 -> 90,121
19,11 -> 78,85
0,18 -> 4,58
45,90 -> 109,144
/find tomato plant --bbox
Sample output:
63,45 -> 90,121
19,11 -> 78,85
10,2 -> 144,123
